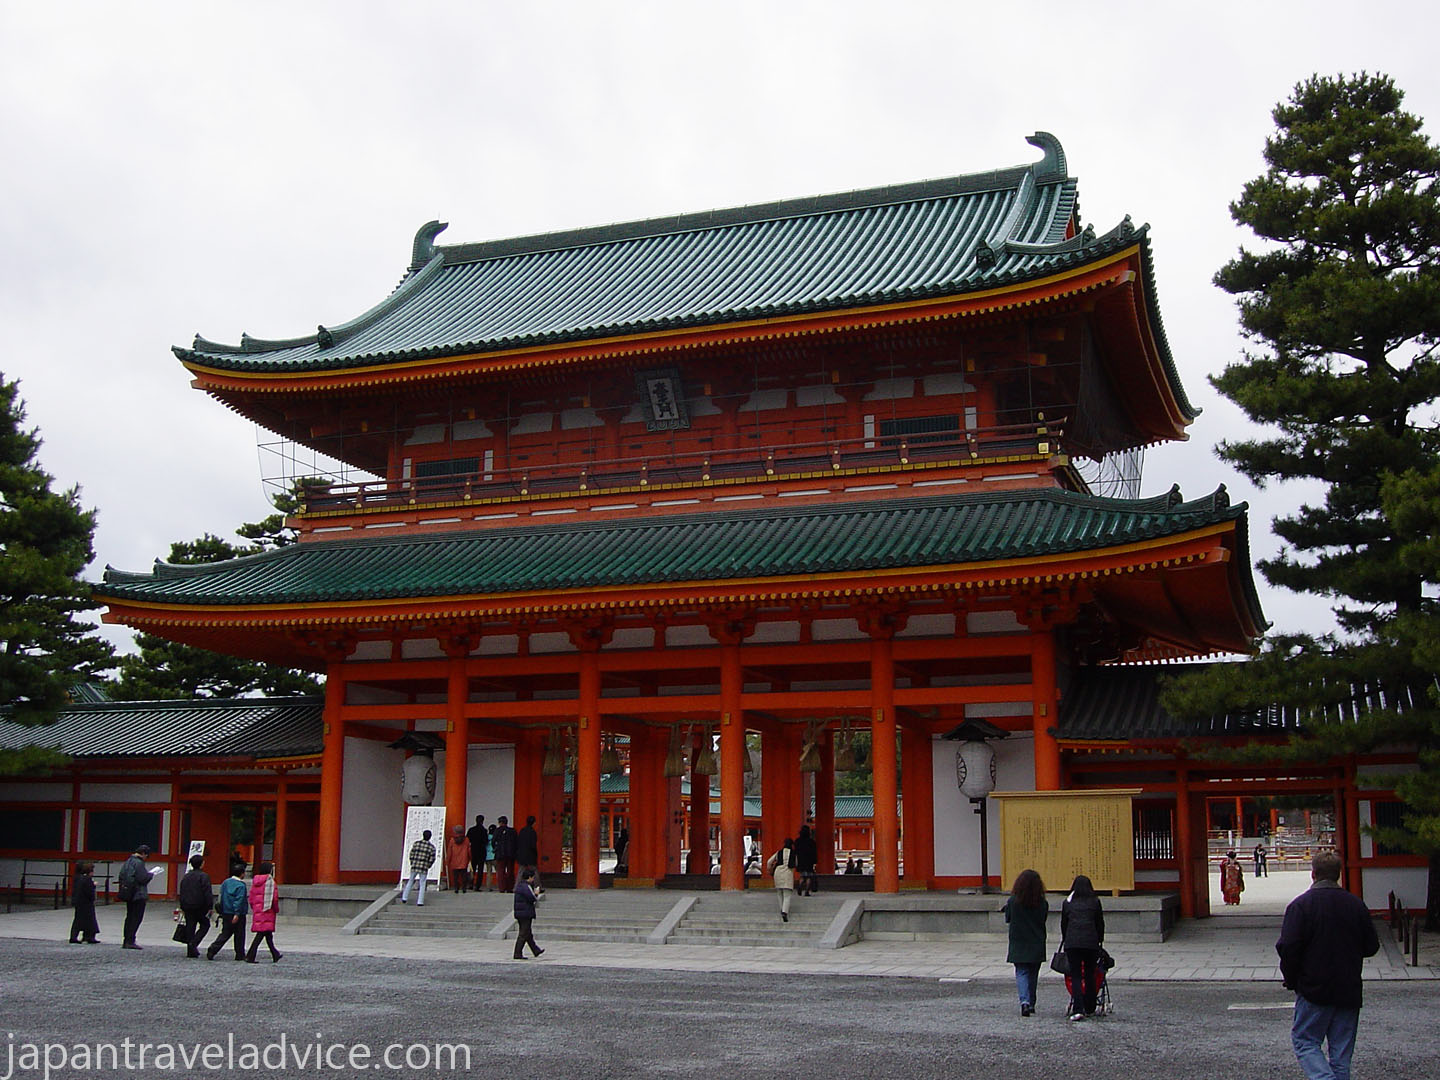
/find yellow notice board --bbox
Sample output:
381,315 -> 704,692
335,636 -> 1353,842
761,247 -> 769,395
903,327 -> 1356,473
989,789 -> 1140,894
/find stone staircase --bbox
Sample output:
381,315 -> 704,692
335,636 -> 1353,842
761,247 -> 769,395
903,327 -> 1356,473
354,885 -> 846,948
667,893 -> 843,947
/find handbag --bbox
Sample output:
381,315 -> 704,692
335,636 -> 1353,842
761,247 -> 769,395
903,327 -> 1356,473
172,923 -> 192,944
1099,946 -> 1116,971
1050,946 -> 1070,975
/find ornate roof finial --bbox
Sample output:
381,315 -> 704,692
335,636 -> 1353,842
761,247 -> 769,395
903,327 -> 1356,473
1026,132 -> 1067,183
410,220 -> 449,270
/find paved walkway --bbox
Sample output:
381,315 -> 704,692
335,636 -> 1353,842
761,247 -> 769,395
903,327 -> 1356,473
5,869 -> 1434,983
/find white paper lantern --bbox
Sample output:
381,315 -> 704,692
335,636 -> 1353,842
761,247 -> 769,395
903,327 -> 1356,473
402,753 -> 437,805
955,741 -> 996,799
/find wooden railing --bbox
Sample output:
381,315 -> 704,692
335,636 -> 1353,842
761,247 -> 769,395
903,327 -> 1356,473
302,420 -> 1061,515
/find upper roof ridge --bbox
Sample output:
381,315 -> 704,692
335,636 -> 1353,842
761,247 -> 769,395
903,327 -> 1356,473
435,133 -> 1069,268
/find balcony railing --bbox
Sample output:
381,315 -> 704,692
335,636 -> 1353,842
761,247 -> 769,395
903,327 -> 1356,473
301,420 -> 1061,516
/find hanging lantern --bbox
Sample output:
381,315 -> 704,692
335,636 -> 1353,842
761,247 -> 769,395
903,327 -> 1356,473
798,720 -> 822,773
599,736 -> 623,775
692,727 -> 718,776
541,726 -> 566,777
663,726 -> 687,777
401,752 -> 437,805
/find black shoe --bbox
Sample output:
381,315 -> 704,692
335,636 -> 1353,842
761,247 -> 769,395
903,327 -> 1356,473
513,954 -> 526,960
533,947 -> 544,956
781,912 -> 788,921
271,954 -> 283,963
84,938 -> 99,944
69,938 -> 79,944
205,951 -> 216,960
245,956 -> 258,964
122,942 -> 142,950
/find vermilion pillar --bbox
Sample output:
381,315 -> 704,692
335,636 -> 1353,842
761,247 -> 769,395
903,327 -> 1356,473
687,750 -> 711,873
317,663 -> 346,883
760,726 -> 787,867
718,639 -> 746,890
870,631 -> 900,893
1175,761 -> 1194,918
815,730 -> 836,874
1031,631 -> 1061,790
444,651 -> 469,837
900,720 -> 934,885
575,644 -> 602,889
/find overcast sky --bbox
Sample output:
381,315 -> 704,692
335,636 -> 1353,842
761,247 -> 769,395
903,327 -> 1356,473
3,2 -> 1437,655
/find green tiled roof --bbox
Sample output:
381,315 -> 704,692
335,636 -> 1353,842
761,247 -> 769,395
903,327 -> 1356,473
172,134 -> 1188,420
100,487 -> 1250,609
0,698 -> 324,758
1059,663 -> 1438,740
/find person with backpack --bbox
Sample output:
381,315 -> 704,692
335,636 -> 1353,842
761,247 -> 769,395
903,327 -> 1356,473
207,861 -> 249,960
117,843 -> 155,950
765,838 -> 797,922
176,854 -> 215,958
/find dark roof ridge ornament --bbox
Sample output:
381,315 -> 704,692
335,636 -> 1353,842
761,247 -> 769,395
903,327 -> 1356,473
1026,131 -> 1067,184
411,220 -> 449,271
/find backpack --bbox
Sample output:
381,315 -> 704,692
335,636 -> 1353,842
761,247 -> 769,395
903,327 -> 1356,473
117,858 -> 136,901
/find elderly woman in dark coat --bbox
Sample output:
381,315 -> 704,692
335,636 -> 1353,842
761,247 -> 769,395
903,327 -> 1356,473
1003,869 -> 1047,1016
69,861 -> 100,944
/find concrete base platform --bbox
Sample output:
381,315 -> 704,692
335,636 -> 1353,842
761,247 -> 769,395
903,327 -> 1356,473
857,892 -> 1180,943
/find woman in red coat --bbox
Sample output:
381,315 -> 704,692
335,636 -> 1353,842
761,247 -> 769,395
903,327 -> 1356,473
245,862 -> 283,963
445,826 -> 472,893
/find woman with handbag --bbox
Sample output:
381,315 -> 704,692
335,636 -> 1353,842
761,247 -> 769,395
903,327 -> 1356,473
1003,869 -> 1047,1016
765,839 -> 797,922
1060,874 -> 1104,1021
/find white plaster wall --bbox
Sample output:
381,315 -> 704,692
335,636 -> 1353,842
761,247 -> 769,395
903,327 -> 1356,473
467,745 -> 515,825
430,746 -> 516,827
78,783 -> 172,804
1362,866 -> 1428,911
932,734 -> 1035,878
340,737 -> 405,871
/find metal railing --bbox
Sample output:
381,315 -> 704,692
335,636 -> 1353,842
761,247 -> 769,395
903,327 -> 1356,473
1388,891 -> 1423,966
301,420 -> 1063,517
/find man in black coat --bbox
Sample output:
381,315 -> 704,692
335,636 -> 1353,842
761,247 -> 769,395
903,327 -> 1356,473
176,854 -> 215,958
1276,850 -> 1379,1080
466,815 -> 487,889
493,816 -> 517,893
516,815 -> 540,876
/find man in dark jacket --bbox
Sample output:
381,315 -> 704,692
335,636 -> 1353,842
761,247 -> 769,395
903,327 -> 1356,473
177,854 -> 215,958
118,844 -> 156,950
516,815 -> 540,876
493,816 -> 517,893
466,815 -> 487,889
1276,850 -> 1379,1080
512,868 -> 544,960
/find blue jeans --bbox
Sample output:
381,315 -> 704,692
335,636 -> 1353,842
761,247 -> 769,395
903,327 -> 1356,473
1013,963 -> 1039,1008
1292,996 -> 1360,1080
400,870 -> 429,904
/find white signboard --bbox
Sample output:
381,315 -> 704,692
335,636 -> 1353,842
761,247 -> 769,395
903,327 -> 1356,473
187,840 -> 206,860
398,805 -> 448,884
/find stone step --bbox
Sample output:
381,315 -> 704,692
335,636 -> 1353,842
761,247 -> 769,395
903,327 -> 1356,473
667,930 -> 823,946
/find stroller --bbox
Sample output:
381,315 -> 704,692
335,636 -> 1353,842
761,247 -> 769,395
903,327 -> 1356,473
1062,948 -> 1115,1017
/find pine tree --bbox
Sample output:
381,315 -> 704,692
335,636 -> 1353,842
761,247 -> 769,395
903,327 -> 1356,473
0,376 -> 114,741
109,485 -> 323,701
1165,73 -> 1440,925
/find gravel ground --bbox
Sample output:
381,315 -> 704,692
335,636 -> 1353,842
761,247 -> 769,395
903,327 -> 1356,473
2,938 -> 1437,1080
